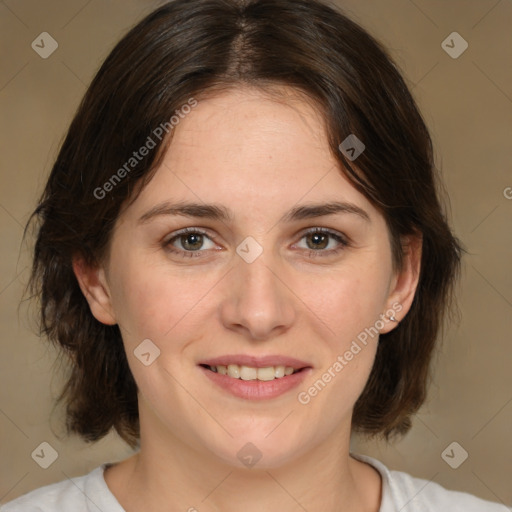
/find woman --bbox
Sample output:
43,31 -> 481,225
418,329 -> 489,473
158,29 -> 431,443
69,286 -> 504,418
3,0 -> 505,510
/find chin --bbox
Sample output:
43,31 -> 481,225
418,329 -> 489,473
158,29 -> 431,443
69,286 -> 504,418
205,426 -> 310,471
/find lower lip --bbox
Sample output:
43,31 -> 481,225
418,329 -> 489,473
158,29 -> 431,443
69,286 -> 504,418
199,366 -> 312,400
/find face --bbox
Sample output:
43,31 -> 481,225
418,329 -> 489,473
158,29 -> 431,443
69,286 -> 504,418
76,86 -> 419,469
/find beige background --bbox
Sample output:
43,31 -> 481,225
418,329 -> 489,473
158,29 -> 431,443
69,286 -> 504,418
1,0 -> 511,507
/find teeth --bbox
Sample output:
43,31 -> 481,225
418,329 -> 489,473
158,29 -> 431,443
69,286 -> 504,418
240,366 -> 257,380
227,364 -> 240,378
275,365 -> 285,378
257,367 -> 277,381
209,364 -> 298,380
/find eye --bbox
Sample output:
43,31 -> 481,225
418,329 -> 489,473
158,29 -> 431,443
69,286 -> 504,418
162,227 -> 349,259
163,228 -> 217,257
294,228 -> 349,257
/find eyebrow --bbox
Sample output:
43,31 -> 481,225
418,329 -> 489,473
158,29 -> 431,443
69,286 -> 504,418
138,200 -> 371,224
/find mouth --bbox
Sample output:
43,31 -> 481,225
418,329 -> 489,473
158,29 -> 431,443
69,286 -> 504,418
200,363 -> 305,381
198,355 -> 312,400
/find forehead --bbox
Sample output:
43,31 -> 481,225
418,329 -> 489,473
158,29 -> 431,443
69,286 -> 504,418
125,86 -> 376,222
171,86 -> 330,168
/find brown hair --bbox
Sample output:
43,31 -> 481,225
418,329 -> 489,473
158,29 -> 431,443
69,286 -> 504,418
26,0 -> 462,448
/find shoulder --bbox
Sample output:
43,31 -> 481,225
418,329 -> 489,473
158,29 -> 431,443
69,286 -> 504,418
0,465 -> 120,512
352,453 -> 508,512
1,474 -> 88,512
387,468 -> 507,511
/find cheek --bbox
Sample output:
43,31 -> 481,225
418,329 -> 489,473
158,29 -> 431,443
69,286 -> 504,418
294,258 -> 392,406
107,251 -> 220,348
307,263 -> 392,349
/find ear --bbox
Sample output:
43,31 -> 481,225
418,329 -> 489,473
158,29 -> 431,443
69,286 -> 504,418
72,255 -> 117,325
380,234 -> 422,334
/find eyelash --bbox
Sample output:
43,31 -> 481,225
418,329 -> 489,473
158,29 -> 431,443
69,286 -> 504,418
162,227 -> 349,259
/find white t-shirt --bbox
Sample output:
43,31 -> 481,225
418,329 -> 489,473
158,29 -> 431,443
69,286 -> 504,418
1,453 -> 507,511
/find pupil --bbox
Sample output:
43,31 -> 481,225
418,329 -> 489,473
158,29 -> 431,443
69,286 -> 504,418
183,233 -> 202,250
308,233 -> 328,250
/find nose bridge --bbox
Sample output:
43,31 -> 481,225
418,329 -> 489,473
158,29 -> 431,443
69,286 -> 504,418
220,242 -> 296,339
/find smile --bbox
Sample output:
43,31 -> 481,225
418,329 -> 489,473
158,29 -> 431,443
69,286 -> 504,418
198,355 -> 312,400
202,364 -> 300,381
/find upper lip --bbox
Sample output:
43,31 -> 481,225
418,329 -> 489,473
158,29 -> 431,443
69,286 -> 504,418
199,354 -> 312,369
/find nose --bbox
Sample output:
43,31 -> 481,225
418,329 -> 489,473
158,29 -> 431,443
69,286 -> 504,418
219,250 -> 297,341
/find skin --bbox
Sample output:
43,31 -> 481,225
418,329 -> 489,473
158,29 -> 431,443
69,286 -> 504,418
74,86 -> 421,512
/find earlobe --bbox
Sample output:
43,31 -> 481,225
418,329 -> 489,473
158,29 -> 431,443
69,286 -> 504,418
72,255 -> 117,325
380,234 -> 422,334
